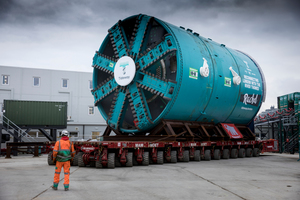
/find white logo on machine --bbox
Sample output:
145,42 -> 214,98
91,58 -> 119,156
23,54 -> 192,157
240,93 -> 261,107
114,56 -> 136,86
224,124 -> 239,137
200,58 -> 209,77
222,124 -> 243,139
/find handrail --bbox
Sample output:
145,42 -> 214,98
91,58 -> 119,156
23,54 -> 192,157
2,115 -> 37,142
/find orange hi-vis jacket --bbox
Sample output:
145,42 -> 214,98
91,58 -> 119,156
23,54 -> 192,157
53,138 -> 75,162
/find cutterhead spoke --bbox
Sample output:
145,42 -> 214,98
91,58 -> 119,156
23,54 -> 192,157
137,72 -> 177,101
136,34 -> 177,71
129,15 -> 152,60
127,83 -> 153,130
92,79 -> 119,106
107,88 -> 127,129
109,20 -> 129,59
92,51 -> 116,75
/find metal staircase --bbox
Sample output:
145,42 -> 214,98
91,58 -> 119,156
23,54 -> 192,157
255,108 -> 299,154
283,131 -> 299,153
1,115 -> 37,142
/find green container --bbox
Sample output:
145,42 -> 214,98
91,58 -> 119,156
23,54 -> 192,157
294,97 -> 299,113
282,95 -> 288,109
294,92 -> 300,101
3,100 -> 67,128
278,95 -> 288,109
278,96 -> 283,109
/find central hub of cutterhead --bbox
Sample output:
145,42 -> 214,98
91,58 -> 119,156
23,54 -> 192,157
114,56 -> 136,86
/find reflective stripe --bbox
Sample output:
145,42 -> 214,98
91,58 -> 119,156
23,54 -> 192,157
64,172 -> 69,175
53,156 -> 56,158
60,149 -> 71,152
53,150 -> 58,152
72,151 -> 76,154
57,155 -> 71,159
55,172 -> 60,174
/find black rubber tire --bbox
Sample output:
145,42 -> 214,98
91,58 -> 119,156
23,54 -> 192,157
126,152 -> 133,167
238,148 -> 246,158
77,152 -> 85,167
73,153 -> 78,166
246,148 -> 253,157
231,149 -> 238,159
107,153 -> 115,169
157,151 -> 164,164
222,149 -> 229,159
194,150 -> 201,161
204,150 -> 211,161
142,151 -> 149,166
115,155 -> 121,167
253,148 -> 260,157
170,150 -> 177,163
95,155 -> 102,168
214,149 -> 221,160
48,152 -> 55,165
183,150 -> 189,162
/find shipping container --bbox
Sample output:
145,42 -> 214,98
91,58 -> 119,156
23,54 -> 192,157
3,100 -> 67,128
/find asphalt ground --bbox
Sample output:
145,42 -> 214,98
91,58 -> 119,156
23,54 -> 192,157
0,153 -> 299,200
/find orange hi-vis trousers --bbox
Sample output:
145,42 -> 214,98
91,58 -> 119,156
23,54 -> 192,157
54,161 -> 70,186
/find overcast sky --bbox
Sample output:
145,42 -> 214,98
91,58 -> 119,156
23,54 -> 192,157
0,0 -> 299,113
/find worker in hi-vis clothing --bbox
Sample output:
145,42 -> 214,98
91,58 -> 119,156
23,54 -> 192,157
52,130 -> 75,191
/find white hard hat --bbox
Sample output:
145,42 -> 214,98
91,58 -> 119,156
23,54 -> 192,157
61,130 -> 69,137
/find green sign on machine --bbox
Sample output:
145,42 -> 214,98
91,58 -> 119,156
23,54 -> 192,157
189,68 -> 198,80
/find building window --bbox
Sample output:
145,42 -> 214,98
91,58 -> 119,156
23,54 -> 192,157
33,77 -> 40,87
88,106 -> 94,115
89,80 -> 93,90
62,79 -> 68,88
92,131 -> 100,140
2,75 -> 9,85
70,132 -> 79,138
28,131 -> 38,137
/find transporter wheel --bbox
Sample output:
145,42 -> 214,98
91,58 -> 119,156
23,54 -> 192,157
72,153 -> 78,166
142,151 -> 150,166
96,155 -> 102,168
183,150 -> 189,162
204,150 -> 211,161
47,152 -> 55,165
170,150 -> 177,163
115,155 -> 122,167
108,153 -> 115,169
222,149 -> 229,159
246,148 -> 253,157
77,152 -> 85,167
157,151 -> 164,164
126,152 -> 133,167
213,149 -> 221,160
194,150 -> 201,161
238,148 -> 246,158
230,149 -> 238,159
253,148 -> 260,157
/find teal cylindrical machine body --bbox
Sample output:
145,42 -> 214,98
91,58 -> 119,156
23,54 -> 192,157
91,14 -> 266,134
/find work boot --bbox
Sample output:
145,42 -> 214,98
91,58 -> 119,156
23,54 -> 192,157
64,184 -> 69,191
52,183 -> 58,190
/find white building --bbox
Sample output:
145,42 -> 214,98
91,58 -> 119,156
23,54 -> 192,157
0,65 -> 107,142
